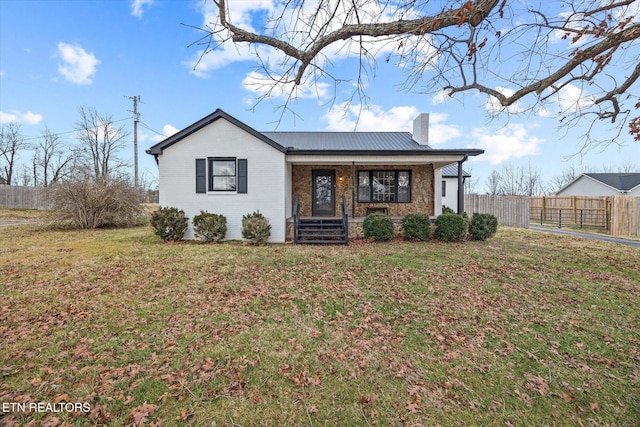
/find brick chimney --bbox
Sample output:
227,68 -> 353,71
412,113 -> 429,146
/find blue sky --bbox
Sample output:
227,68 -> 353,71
1,0 -> 638,191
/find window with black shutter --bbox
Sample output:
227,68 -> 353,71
196,158 -> 248,194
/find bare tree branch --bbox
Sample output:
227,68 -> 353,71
199,0 -> 640,144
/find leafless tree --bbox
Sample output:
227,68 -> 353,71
75,106 -> 129,183
550,164 -> 584,193
0,122 -> 25,185
463,165 -> 480,194
202,0 -> 640,145
485,169 -> 501,195
485,163 -> 546,195
32,126 -> 75,187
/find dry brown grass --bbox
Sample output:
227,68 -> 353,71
1,224 -> 638,426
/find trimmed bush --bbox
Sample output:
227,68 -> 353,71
442,205 -> 455,215
433,213 -> 468,242
402,213 -> 432,241
150,206 -> 189,241
363,213 -> 395,242
242,211 -> 271,244
469,213 -> 498,241
193,211 -> 227,242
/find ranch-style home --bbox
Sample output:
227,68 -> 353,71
147,109 -> 484,243
555,173 -> 640,197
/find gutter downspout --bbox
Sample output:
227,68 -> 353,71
457,155 -> 468,215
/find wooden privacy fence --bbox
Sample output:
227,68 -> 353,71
0,184 -> 159,210
464,194 -> 530,228
610,196 -> 640,238
530,196 -> 610,230
0,184 -> 53,210
530,195 -> 640,238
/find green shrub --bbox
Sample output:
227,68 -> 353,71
433,213 -> 468,242
193,211 -> 227,242
442,205 -> 455,215
363,213 -> 395,242
486,214 -> 498,235
402,213 -> 432,241
150,206 -> 189,241
469,213 -> 498,241
242,211 -> 271,244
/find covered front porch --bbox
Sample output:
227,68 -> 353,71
284,154 -> 471,243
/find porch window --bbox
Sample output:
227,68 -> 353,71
209,158 -> 236,191
358,170 -> 411,203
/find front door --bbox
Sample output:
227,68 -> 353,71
312,169 -> 335,216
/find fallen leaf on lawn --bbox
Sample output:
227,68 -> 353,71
558,391 -> 575,403
405,401 -> 420,414
360,393 -> 377,407
130,402 -> 159,426
177,407 -> 192,421
525,373 -> 549,395
53,394 -> 70,403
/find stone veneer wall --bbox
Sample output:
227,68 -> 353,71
291,164 -> 434,217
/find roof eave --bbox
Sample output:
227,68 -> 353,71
284,148 -> 484,156
146,109 -> 287,155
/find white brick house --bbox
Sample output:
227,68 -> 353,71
147,109 -> 483,242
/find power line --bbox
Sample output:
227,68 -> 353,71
139,121 -> 165,136
13,116 -> 134,142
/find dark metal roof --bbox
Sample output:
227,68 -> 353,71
147,109 -> 286,155
261,131 -> 431,151
441,164 -> 471,178
585,173 -> 640,191
146,109 -> 484,158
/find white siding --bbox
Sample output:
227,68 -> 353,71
556,177 -> 620,196
441,177 -> 459,212
157,118 -> 286,242
433,168 -> 443,215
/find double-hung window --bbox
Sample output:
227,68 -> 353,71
209,158 -> 236,191
358,170 -> 411,203
195,158 -> 248,194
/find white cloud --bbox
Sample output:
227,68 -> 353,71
485,86 -> 524,114
186,0 -> 276,78
323,103 -> 419,131
161,124 -> 179,136
557,83 -> 595,113
321,104 -> 461,145
187,0 -> 433,79
471,124 -> 544,164
145,124 -> 180,143
432,89 -> 449,105
57,42 -> 100,85
131,0 -> 154,18
0,110 -> 43,125
428,113 -> 462,146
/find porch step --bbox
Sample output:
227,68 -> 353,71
296,218 -> 347,245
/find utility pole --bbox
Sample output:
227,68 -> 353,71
128,96 -> 141,187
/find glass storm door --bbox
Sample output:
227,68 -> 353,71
312,170 -> 335,216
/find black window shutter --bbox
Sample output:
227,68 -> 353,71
196,158 -> 206,193
237,159 -> 248,194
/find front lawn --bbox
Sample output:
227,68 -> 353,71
1,224 -> 638,426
